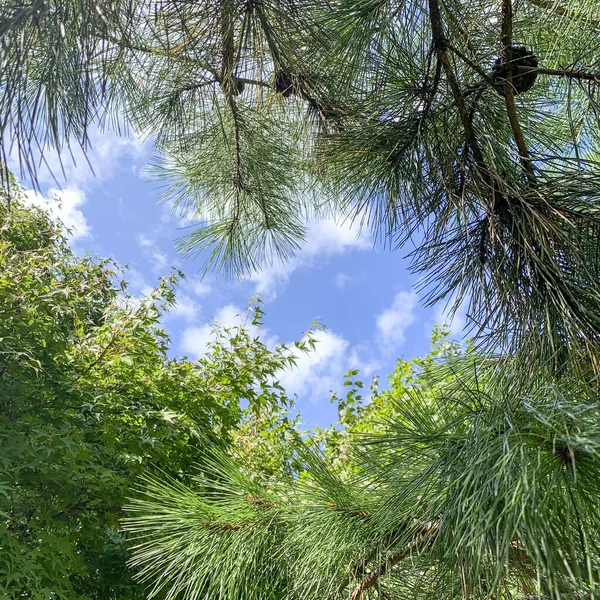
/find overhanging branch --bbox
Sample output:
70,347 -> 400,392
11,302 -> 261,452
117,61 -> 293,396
501,0 -> 534,177
522,66 -> 600,82
427,0 -> 485,167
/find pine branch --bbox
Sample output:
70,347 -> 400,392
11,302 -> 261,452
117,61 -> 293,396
102,33 -> 222,80
500,0 -> 534,177
218,1 -> 248,244
500,0 -> 513,60
427,0 -> 485,167
220,0 -> 235,89
440,0 -> 478,57
504,85 -> 533,175
0,0 -> 46,36
446,43 -> 495,85
345,520 -> 439,600
333,548 -> 378,600
523,66 -> 600,82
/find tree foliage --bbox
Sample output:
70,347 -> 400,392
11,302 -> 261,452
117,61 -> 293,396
3,2 -> 600,598
3,0 -> 600,367
126,336 -> 600,600
0,183 -> 305,599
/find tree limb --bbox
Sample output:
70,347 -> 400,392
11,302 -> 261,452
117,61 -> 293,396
504,85 -> 534,176
345,521 -> 439,600
500,0 -> 534,177
523,66 -> 600,82
427,0 -> 485,167
446,43 -> 496,86
500,0 -> 513,60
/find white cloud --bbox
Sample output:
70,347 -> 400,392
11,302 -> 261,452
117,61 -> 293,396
250,217 -> 371,299
348,346 -> 382,378
162,277 -> 211,327
376,291 -> 418,351
179,304 -> 382,409
24,186 -> 90,242
150,249 -> 169,273
169,294 -> 200,322
125,268 -> 154,296
209,304 -> 251,330
335,272 -> 352,289
250,260 -> 294,299
181,324 -> 214,359
9,128 -> 149,192
138,234 -> 154,247
136,230 -> 176,276
115,268 -> 156,311
180,303 -> 266,359
45,132 -> 147,188
279,329 -> 350,404
190,279 -> 212,297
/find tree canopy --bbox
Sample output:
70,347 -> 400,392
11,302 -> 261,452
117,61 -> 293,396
0,183 -> 309,598
3,0 -> 600,368
3,2 -> 600,599
125,334 -> 600,600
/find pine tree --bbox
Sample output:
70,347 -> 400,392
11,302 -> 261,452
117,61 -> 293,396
3,0 -> 600,367
3,4 -> 600,598
124,350 -> 600,600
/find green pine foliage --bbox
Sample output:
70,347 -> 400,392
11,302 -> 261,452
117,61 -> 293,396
3,0 -> 600,367
4,2 -> 600,598
125,341 -> 600,600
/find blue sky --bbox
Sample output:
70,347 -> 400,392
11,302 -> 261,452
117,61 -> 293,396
15,130 -> 466,427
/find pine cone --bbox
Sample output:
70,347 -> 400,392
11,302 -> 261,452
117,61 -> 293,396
493,45 -> 538,95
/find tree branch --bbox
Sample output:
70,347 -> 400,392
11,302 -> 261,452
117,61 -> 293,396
522,66 -> 600,82
446,43 -> 496,86
345,521 -> 439,600
504,85 -> 534,176
501,0 -> 534,177
427,0 -> 485,167
500,0 -> 513,61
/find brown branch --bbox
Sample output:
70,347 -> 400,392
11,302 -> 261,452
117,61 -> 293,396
504,85 -> 534,176
522,66 -> 600,82
500,0 -> 534,177
102,33 -> 221,80
345,521 -> 439,600
427,0 -> 514,215
427,0 -> 486,168
221,1 -> 235,91
527,0 -> 600,28
177,77 -> 271,94
500,0 -> 513,61
333,549 -> 378,599
463,64 -> 600,101
446,43 -> 496,86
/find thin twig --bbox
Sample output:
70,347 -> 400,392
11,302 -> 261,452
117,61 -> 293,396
522,66 -> 600,82
440,0 -> 479,57
446,43 -> 496,86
